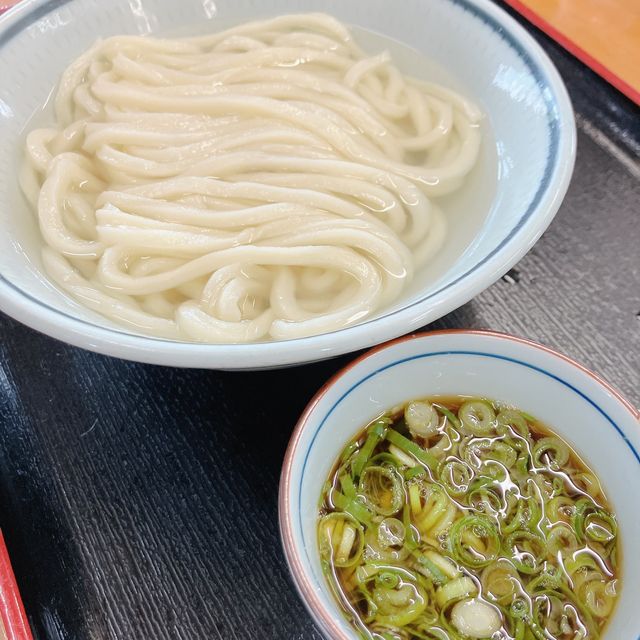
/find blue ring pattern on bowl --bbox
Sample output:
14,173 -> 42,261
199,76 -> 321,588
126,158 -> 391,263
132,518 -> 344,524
0,0 -> 564,343
298,349 -> 639,572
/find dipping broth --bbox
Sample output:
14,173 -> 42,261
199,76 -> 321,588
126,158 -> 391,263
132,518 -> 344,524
318,396 -> 620,639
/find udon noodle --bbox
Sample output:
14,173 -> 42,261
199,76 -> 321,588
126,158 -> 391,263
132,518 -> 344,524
21,13 -> 482,342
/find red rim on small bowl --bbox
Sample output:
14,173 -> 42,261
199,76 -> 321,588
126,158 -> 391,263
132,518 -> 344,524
278,329 -> 639,639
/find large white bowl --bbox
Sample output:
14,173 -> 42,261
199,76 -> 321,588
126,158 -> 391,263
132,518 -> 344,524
279,330 -> 640,639
0,0 -> 575,368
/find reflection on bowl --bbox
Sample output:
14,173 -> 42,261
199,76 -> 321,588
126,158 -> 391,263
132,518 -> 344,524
0,0 -> 574,368
279,330 -> 639,639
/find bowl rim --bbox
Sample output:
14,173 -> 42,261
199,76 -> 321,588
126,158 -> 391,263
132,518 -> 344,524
0,0 -> 576,367
278,329 -> 639,639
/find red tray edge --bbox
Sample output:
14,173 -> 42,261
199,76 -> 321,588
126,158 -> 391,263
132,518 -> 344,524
503,0 -> 640,106
0,532 -> 34,640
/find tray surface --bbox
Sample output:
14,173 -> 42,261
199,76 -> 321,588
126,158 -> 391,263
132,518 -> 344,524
0,2 -> 638,638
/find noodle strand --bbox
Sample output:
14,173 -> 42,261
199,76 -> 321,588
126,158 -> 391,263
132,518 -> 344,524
22,13 -> 482,342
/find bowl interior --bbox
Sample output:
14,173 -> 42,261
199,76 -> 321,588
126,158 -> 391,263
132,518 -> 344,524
0,0 -> 569,351
283,333 -> 640,639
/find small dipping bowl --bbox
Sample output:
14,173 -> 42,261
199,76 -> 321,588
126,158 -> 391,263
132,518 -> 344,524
279,330 -> 640,639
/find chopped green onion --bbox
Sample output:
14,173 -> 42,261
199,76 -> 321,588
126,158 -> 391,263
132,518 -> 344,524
404,465 -> 426,481
423,550 -> 460,579
573,498 -> 617,543
435,576 -> 477,608
331,490 -> 373,527
532,437 -> 570,469
385,429 -> 438,472
480,560 -> 520,603
433,403 -> 461,429
547,523 -> 579,555
449,514 -> 500,568
318,512 -> 364,567
458,400 -> 496,436
439,459 -> 474,496
389,443 -> 419,468
504,530 -> 546,574
402,503 -> 420,552
339,473 -> 357,499
352,419 -> 390,479
412,551 -> 448,585
496,410 -> 530,439
585,510 -> 617,543
583,579 -> 616,617
416,487 -> 449,533
359,465 -> 404,517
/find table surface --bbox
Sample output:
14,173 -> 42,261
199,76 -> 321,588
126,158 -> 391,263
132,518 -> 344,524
0,2 -> 639,639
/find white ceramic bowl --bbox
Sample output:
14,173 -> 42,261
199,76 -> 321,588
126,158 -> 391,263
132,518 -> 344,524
0,0 -> 575,368
279,330 -> 640,639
